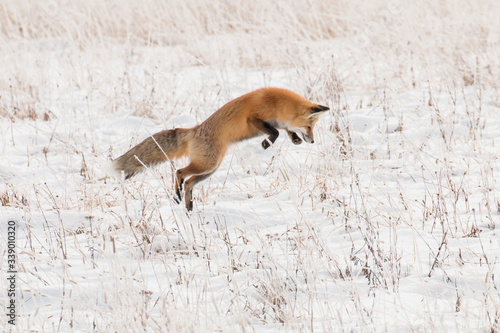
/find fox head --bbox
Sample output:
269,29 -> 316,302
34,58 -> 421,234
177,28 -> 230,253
290,104 -> 329,143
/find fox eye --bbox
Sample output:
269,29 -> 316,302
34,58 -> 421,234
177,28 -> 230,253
306,126 -> 312,131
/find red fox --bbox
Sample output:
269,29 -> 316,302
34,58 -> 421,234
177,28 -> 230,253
112,87 -> 329,210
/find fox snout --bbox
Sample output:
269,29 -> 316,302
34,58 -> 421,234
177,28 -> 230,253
302,132 -> 314,144
296,126 -> 315,144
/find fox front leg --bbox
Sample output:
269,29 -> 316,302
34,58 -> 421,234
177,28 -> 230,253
249,118 -> 279,149
260,124 -> 279,149
286,130 -> 303,145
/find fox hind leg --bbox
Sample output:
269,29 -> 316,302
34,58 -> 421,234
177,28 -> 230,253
173,160 -> 220,210
173,170 -> 185,203
183,170 -> 216,211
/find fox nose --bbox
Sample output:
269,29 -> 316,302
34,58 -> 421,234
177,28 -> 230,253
311,140 -> 314,144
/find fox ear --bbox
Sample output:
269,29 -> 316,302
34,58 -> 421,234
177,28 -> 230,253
309,105 -> 329,118
311,105 -> 329,113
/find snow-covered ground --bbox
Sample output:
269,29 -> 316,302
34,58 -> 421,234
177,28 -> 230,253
1,1 -> 500,331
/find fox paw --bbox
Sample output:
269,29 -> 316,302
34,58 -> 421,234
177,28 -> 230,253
262,139 -> 271,149
289,132 -> 303,145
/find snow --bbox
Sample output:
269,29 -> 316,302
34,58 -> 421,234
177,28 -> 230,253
1,0 -> 500,331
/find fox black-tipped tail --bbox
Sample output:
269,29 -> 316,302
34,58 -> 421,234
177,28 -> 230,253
112,128 -> 191,179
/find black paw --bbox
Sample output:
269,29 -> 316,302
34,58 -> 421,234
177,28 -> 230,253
262,139 -> 271,149
289,132 -> 303,145
186,200 -> 193,211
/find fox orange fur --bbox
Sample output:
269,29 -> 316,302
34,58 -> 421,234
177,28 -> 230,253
112,88 -> 329,210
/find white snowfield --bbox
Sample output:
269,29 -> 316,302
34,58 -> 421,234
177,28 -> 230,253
1,1 -> 500,331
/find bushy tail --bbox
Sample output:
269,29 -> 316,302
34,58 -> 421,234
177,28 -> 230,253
112,128 -> 192,179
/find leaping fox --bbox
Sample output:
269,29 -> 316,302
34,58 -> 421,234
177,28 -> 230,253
112,87 -> 329,210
